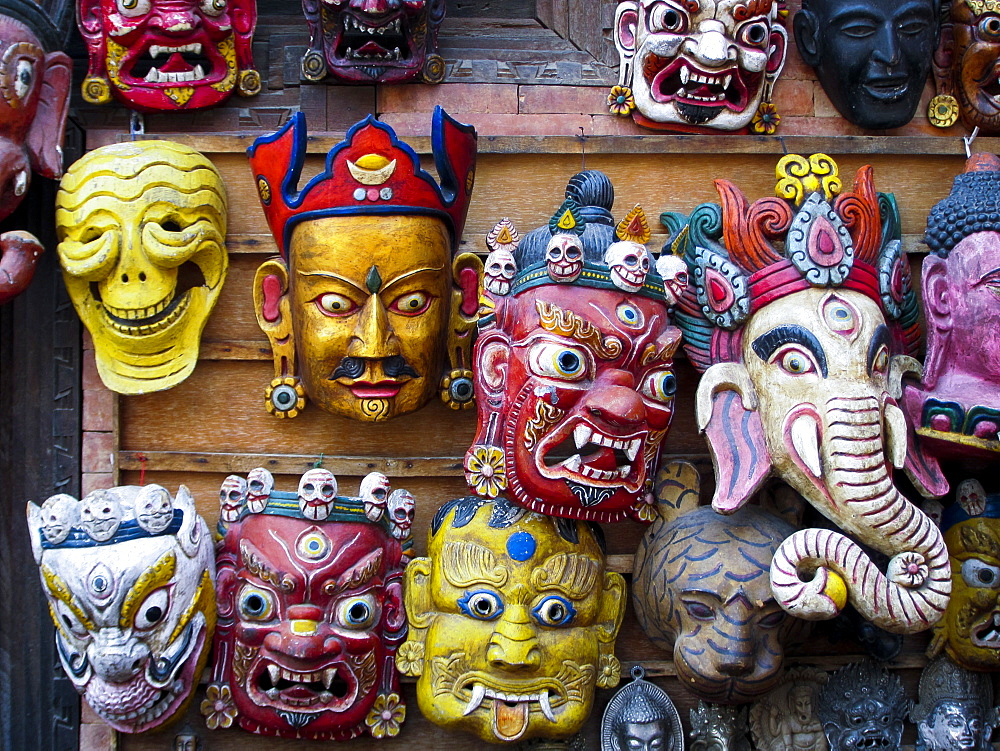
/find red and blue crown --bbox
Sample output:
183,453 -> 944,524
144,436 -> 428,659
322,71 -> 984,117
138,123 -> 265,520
248,106 -> 477,258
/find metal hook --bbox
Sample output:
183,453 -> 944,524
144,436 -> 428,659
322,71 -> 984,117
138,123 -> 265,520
313,452 -> 325,469
964,126 -> 980,159
578,126 -> 587,170
129,112 -> 145,141
778,135 -> 789,156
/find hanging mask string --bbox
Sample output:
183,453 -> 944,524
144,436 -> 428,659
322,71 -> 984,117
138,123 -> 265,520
313,452 -> 325,469
137,452 -> 148,485
964,126 -> 980,159
130,112 -> 145,142
578,126 -> 587,171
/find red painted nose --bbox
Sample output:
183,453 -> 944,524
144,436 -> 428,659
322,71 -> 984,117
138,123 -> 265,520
578,370 -> 645,429
351,0 -> 400,13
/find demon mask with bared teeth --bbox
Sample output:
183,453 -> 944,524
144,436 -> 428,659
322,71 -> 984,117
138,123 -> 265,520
300,0 -> 445,84
817,660 -> 908,751
612,0 -> 788,132
27,485 -> 216,734
206,468 -> 412,740
76,0 -> 258,111
466,171 -> 682,523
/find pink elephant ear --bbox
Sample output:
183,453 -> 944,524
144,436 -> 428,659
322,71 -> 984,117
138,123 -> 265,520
705,389 -> 772,513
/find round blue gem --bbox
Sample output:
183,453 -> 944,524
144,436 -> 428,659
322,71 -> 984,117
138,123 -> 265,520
506,531 -> 536,562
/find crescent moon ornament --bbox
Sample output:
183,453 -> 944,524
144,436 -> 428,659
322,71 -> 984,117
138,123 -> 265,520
347,155 -> 397,185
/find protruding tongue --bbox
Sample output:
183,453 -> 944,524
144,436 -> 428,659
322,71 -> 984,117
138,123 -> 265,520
493,699 -> 529,741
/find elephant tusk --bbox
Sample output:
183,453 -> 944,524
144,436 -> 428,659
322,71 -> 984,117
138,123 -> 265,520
790,414 -> 822,478
883,402 -> 907,470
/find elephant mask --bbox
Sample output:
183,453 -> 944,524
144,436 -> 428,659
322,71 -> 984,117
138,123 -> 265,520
0,1 -> 72,304
668,153 -> 951,634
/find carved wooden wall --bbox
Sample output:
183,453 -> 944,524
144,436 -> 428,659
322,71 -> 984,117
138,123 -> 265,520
65,0 -> 1000,749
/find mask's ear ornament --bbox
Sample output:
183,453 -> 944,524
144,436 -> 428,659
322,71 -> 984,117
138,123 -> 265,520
27,484 -> 216,734
248,107 -> 481,422
205,469 -> 413,739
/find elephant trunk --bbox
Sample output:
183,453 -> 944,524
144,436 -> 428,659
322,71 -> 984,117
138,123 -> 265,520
0,231 -> 43,305
770,395 -> 951,633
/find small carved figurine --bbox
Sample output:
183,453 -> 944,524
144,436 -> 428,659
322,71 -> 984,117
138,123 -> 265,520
601,665 -> 684,751
632,462 -> 805,704
912,655 -> 999,751
26,484 -> 216,733
905,153 -> 1000,469
749,667 -> 829,751
248,107 -> 481,422
689,702 -> 751,751
300,0 -> 445,85
468,170 -> 682,523
398,496 -> 626,743
56,141 -> 228,394
929,0 -> 1000,130
816,660 -> 908,751
76,0 -> 259,111
794,0 -> 940,129
205,468 -> 411,740
668,152 -> 950,633
610,0 -> 788,133
0,0 -> 72,304
928,487 -> 1000,671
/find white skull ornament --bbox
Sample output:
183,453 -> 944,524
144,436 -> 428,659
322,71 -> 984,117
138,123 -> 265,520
79,490 -> 123,542
134,484 -> 175,534
386,488 -> 414,540
546,234 -> 585,283
246,467 -> 274,513
484,249 -> 517,296
298,468 -> 338,521
656,253 -> 690,306
359,471 -> 391,522
219,475 -> 248,523
39,494 -> 80,545
606,241 -> 650,292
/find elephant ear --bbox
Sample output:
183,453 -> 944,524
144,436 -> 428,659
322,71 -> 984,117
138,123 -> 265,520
697,363 -> 772,514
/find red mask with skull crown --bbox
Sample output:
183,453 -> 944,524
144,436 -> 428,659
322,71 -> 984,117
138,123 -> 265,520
300,0 -> 445,85
205,468 -> 412,740
467,171 -> 684,524
76,0 -> 258,111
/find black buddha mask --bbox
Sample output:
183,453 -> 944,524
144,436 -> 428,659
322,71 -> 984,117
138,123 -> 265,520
794,0 -> 940,129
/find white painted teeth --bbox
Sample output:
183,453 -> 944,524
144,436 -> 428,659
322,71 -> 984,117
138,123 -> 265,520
537,692 -> 554,722
563,454 -> 582,473
680,66 -> 690,85
323,668 -> 336,690
267,664 -> 280,684
724,74 -> 732,89
580,465 -> 617,481
464,683 -> 486,715
143,66 -> 208,83
344,16 -> 401,33
149,43 -> 201,58
573,424 -> 592,449
625,439 -> 641,461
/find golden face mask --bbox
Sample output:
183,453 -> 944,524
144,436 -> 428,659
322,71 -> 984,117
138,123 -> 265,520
56,141 -> 227,394
400,497 -> 626,743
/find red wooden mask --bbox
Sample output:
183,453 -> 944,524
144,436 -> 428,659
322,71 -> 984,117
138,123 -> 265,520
300,0 -> 446,84
76,0 -> 259,111
204,468 -> 412,740
0,1 -> 72,303
466,171 -> 683,524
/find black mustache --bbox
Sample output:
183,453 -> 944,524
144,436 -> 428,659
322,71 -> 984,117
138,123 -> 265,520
330,356 -> 420,380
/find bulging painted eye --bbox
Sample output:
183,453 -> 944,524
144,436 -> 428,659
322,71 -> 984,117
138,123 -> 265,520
239,585 -> 276,620
872,346 -> 889,374
616,302 -> 644,328
738,19 -> 769,47
529,342 -> 588,381
980,15 -> 1000,39
648,2 -> 686,33
315,292 -> 357,317
336,594 -> 379,630
758,610 -> 785,629
962,559 -> 1000,589
775,347 -> 817,376
390,291 -> 430,315
116,0 -> 151,17
134,588 -> 170,630
12,58 -> 33,101
200,0 -> 227,16
55,601 -> 90,638
642,369 -> 677,402
458,589 -> 504,620
532,596 -> 576,627
684,601 -> 715,621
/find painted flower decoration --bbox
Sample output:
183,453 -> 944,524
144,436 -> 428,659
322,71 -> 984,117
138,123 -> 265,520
889,552 -> 930,588
928,94 -> 959,129
751,102 -> 781,135
633,495 -> 658,523
366,692 -> 406,738
608,85 -> 636,117
465,445 -> 507,498
396,640 -> 424,676
597,653 -> 622,688
201,683 -> 238,729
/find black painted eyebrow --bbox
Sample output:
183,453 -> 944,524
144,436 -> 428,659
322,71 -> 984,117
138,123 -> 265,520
867,324 -> 891,375
751,325 -> 828,377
